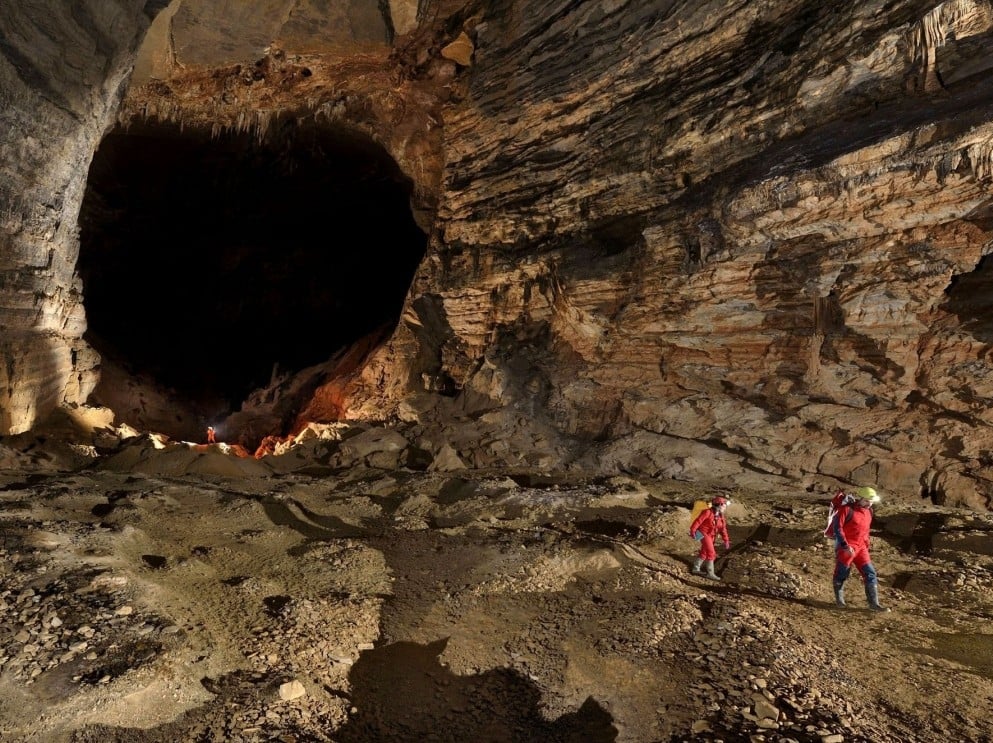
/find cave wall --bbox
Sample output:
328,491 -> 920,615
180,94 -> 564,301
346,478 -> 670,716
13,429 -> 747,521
349,0 -> 993,507
132,0 -> 417,83
5,0 -> 993,506
0,0 -> 169,434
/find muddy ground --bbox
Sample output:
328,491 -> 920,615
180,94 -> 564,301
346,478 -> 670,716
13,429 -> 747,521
2,444 -> 993,742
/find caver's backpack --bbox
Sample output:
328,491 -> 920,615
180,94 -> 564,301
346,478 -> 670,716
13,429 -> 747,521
690,499 -> 709,539
824,490 -> 854,537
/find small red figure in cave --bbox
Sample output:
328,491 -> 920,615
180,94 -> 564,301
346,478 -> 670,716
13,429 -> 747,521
206,426 -> 216,444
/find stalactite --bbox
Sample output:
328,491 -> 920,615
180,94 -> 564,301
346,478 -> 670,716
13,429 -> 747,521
908,0 -> 992,88
965,139 -> 993,181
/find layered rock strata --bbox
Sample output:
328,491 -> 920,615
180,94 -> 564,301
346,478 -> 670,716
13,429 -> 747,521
352,0 -> 993,508
0,1 -> 167,433
5,1 -> 993,507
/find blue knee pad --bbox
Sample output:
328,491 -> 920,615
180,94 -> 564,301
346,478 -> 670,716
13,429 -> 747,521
859,562 -> 878,588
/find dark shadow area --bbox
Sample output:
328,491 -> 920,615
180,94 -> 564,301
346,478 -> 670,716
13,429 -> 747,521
78,119 -> 426,412
69,669 -> 290,743
877,512 -> 947,556
140,554 -> 167,569
943,253 -> 993,342
257,495 -> 367,553
336,638 -> 617,742
876,512 -> 993,558
574,517 -> 642,540
903,632 -> 993,681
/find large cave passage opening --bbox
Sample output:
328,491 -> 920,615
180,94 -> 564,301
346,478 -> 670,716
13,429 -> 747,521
78,119 -> 427,431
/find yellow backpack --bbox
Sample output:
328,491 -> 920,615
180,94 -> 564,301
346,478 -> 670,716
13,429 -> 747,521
690,499 -> 709,524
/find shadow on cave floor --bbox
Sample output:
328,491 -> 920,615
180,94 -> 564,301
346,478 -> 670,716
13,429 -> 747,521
898,632 -> 993,681
255,495 -> 368,556
335,638 -> 617,743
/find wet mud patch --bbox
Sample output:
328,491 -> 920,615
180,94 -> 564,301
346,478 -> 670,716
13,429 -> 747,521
335,639 -> 617,742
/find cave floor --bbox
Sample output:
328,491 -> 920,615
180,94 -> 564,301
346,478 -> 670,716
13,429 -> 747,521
1,462 -> 992,743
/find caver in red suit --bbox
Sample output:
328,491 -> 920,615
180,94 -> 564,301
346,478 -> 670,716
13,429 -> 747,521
830,491 -> 887,611
689,497 -> 730,580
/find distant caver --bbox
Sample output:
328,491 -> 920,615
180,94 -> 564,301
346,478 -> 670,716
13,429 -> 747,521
689,496 -> 731,581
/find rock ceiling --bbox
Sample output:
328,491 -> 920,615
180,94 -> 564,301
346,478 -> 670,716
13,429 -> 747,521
4,0 -> 993,508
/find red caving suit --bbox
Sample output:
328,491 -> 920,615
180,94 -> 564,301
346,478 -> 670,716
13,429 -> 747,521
690,507 -> 731,561
832,503 -> 874,573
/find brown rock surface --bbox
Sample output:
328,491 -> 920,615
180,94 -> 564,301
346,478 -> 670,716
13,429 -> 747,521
5,1 -> 993,509
348,0 -> 993,508
0,1 -> 165,434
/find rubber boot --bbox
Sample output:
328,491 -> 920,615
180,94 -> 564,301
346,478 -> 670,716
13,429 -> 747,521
691,557 -> 703,574
865,583 -> 890,612
704,560 -> 721,581
833,580 -> 846,608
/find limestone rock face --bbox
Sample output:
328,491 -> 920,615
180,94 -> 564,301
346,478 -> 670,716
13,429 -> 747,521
0,0 -> 166,433
350,0 -> 993,508
5,1 -> 993,507
133,0 -> 402,82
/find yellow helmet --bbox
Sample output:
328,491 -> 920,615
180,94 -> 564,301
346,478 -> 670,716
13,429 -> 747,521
856,486 -> 880,505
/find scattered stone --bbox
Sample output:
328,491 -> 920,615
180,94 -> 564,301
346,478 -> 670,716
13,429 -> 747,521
278,680 -> 306,701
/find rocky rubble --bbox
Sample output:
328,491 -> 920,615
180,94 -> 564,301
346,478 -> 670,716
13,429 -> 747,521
0,522 -> 179,691
2,454 -> 993,741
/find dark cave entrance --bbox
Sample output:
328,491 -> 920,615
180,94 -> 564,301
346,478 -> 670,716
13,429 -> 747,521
78,119 -> 426,431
